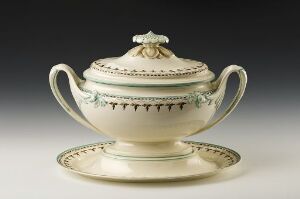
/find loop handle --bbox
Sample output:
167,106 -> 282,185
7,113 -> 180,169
191,65 -> 247,135
49,64 -> 100,133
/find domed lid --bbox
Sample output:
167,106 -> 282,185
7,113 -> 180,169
83,31 -> 215,86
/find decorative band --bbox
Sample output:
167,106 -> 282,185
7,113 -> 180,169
76,88 -> 220,112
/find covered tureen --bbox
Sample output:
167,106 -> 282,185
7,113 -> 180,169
50,31 -> 247,182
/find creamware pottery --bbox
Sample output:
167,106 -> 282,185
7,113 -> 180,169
57,141 -> 241,182
49,31 -> 247,181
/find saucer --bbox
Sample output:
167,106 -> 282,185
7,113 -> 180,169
57,141 -> 240,182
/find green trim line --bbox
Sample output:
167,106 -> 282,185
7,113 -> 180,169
79,87 -> 214,100
83,73 -> 215,88
102,148 -> 196,161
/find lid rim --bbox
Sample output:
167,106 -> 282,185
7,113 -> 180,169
83,70 -> 215,87
91,58 -> 209,78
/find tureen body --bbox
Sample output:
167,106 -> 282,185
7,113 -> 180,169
49,32 -> 247,158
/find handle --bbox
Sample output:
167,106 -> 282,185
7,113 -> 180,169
191,65 -> 247,135
49,64 -> 100,133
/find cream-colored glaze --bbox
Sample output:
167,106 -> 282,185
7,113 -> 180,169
57,141 -> 241,182
50,64 -> 246,158
49,32 -> 247,181
84,56 -> 215,85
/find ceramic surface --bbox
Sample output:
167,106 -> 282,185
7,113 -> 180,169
57,141 -> 241,182
50,32 -> 247,180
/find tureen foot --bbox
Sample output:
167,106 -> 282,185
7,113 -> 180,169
103,140 -> 193,159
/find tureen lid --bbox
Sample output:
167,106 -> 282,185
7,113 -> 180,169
83,31 -> 215,86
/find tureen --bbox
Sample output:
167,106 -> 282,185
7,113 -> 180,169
50,31 -> 247,182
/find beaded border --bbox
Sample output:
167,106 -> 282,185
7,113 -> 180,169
91,60 -> 208,78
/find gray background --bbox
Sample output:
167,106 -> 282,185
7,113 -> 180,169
0,1 -> 299,198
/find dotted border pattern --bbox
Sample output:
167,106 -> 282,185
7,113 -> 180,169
91,59 -> 208,78
58,141 -> 240,171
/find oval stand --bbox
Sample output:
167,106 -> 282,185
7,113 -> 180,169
58,141 -> 240,182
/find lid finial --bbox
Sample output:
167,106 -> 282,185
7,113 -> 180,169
129,31 -> 173,59
133,31 -> 169,45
